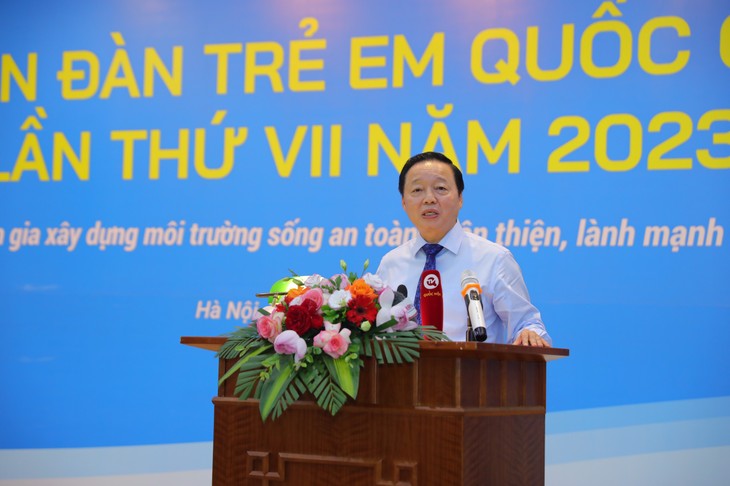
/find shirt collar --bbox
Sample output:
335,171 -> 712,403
410,220 -> 464,257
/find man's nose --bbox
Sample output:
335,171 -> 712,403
423,189 -> 436,203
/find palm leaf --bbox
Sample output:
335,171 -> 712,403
233,354 -> 269,398
362,330 -> 427,364
218,342 -> 272,386
304,364 -> 348,415
419,326 -> 452,342
258,356 -> 297,421
306,366 -> 327,396
216,325 -> 260,354
369,336 -> 384,362
215,275 -> 452,422
323,355 -> 360,399
269,375 -> 306,420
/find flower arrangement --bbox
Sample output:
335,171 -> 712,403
217,260 -> 449,421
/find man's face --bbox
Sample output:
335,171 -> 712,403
401,160 -> 463,243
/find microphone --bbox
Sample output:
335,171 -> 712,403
393,284 -> 409,307
419,269 -> 443,330
461,270 -> 487,342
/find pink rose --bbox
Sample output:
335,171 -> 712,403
290,287 -> 324,309
256,314 -> 282,342
274,330 -> 307,362
313,327 -> 332,348
313,326 -> 351,359
301,287 -> 324,308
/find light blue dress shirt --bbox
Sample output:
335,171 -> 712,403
376,221 -> 552,344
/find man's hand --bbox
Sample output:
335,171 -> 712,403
513,329 -> 550,347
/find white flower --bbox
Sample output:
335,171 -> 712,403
376,287 -> 417,332
328,289 -> 352,310
303,274 -> 327,287
328,273 -> 349,289
362,272 -> 385,292
323,320 -> 340,332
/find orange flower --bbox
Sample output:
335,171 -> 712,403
346,279 -> 377,300
284,286 -> 307,304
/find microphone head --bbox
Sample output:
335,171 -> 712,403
461,269 -> 481,298
393,284 -> 408,306
419,269 -> 443,330
461,269 -> 487,342
461,269 -> 479,286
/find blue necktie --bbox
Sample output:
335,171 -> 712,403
414,243 -> 443,324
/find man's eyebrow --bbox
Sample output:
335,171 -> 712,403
408,175 -> 449,185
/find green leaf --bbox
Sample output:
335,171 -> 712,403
217,343 -> 272,386
375,317 -> 398,332
217,303 -> 451,421
233,353 -> 270,398
419,326 -> 452,342
390,343 -> 404,364
372,337 -> 384,362
305,365 -> 348,415
258,357 -> 297,421
361,330 -> 428,365
323,355 -> 360,399
216,326 -> 261,359
235,370 -> 262,398
381,340 -> 394,363
270,376 -> 306,420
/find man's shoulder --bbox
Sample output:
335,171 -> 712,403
376,238 -> 418,281
461,230 -> 511,256
381,238 -> 417,261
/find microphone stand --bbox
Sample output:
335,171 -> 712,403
465,316 -> 475,342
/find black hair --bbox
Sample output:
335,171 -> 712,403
398,151 -> 465,196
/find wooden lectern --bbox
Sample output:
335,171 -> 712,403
182,336 -> 568,486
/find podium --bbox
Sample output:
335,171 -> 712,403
182,337 -> 568,486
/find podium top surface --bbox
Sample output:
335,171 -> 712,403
180,335 -> 569,362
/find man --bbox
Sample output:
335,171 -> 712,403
376,151 -> 551,346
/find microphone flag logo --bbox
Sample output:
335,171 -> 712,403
424,273 -> 440,289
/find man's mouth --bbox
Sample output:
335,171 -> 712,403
422,209 -> 439,218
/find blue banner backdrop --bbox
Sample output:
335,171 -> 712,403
1,0 -> 729,480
